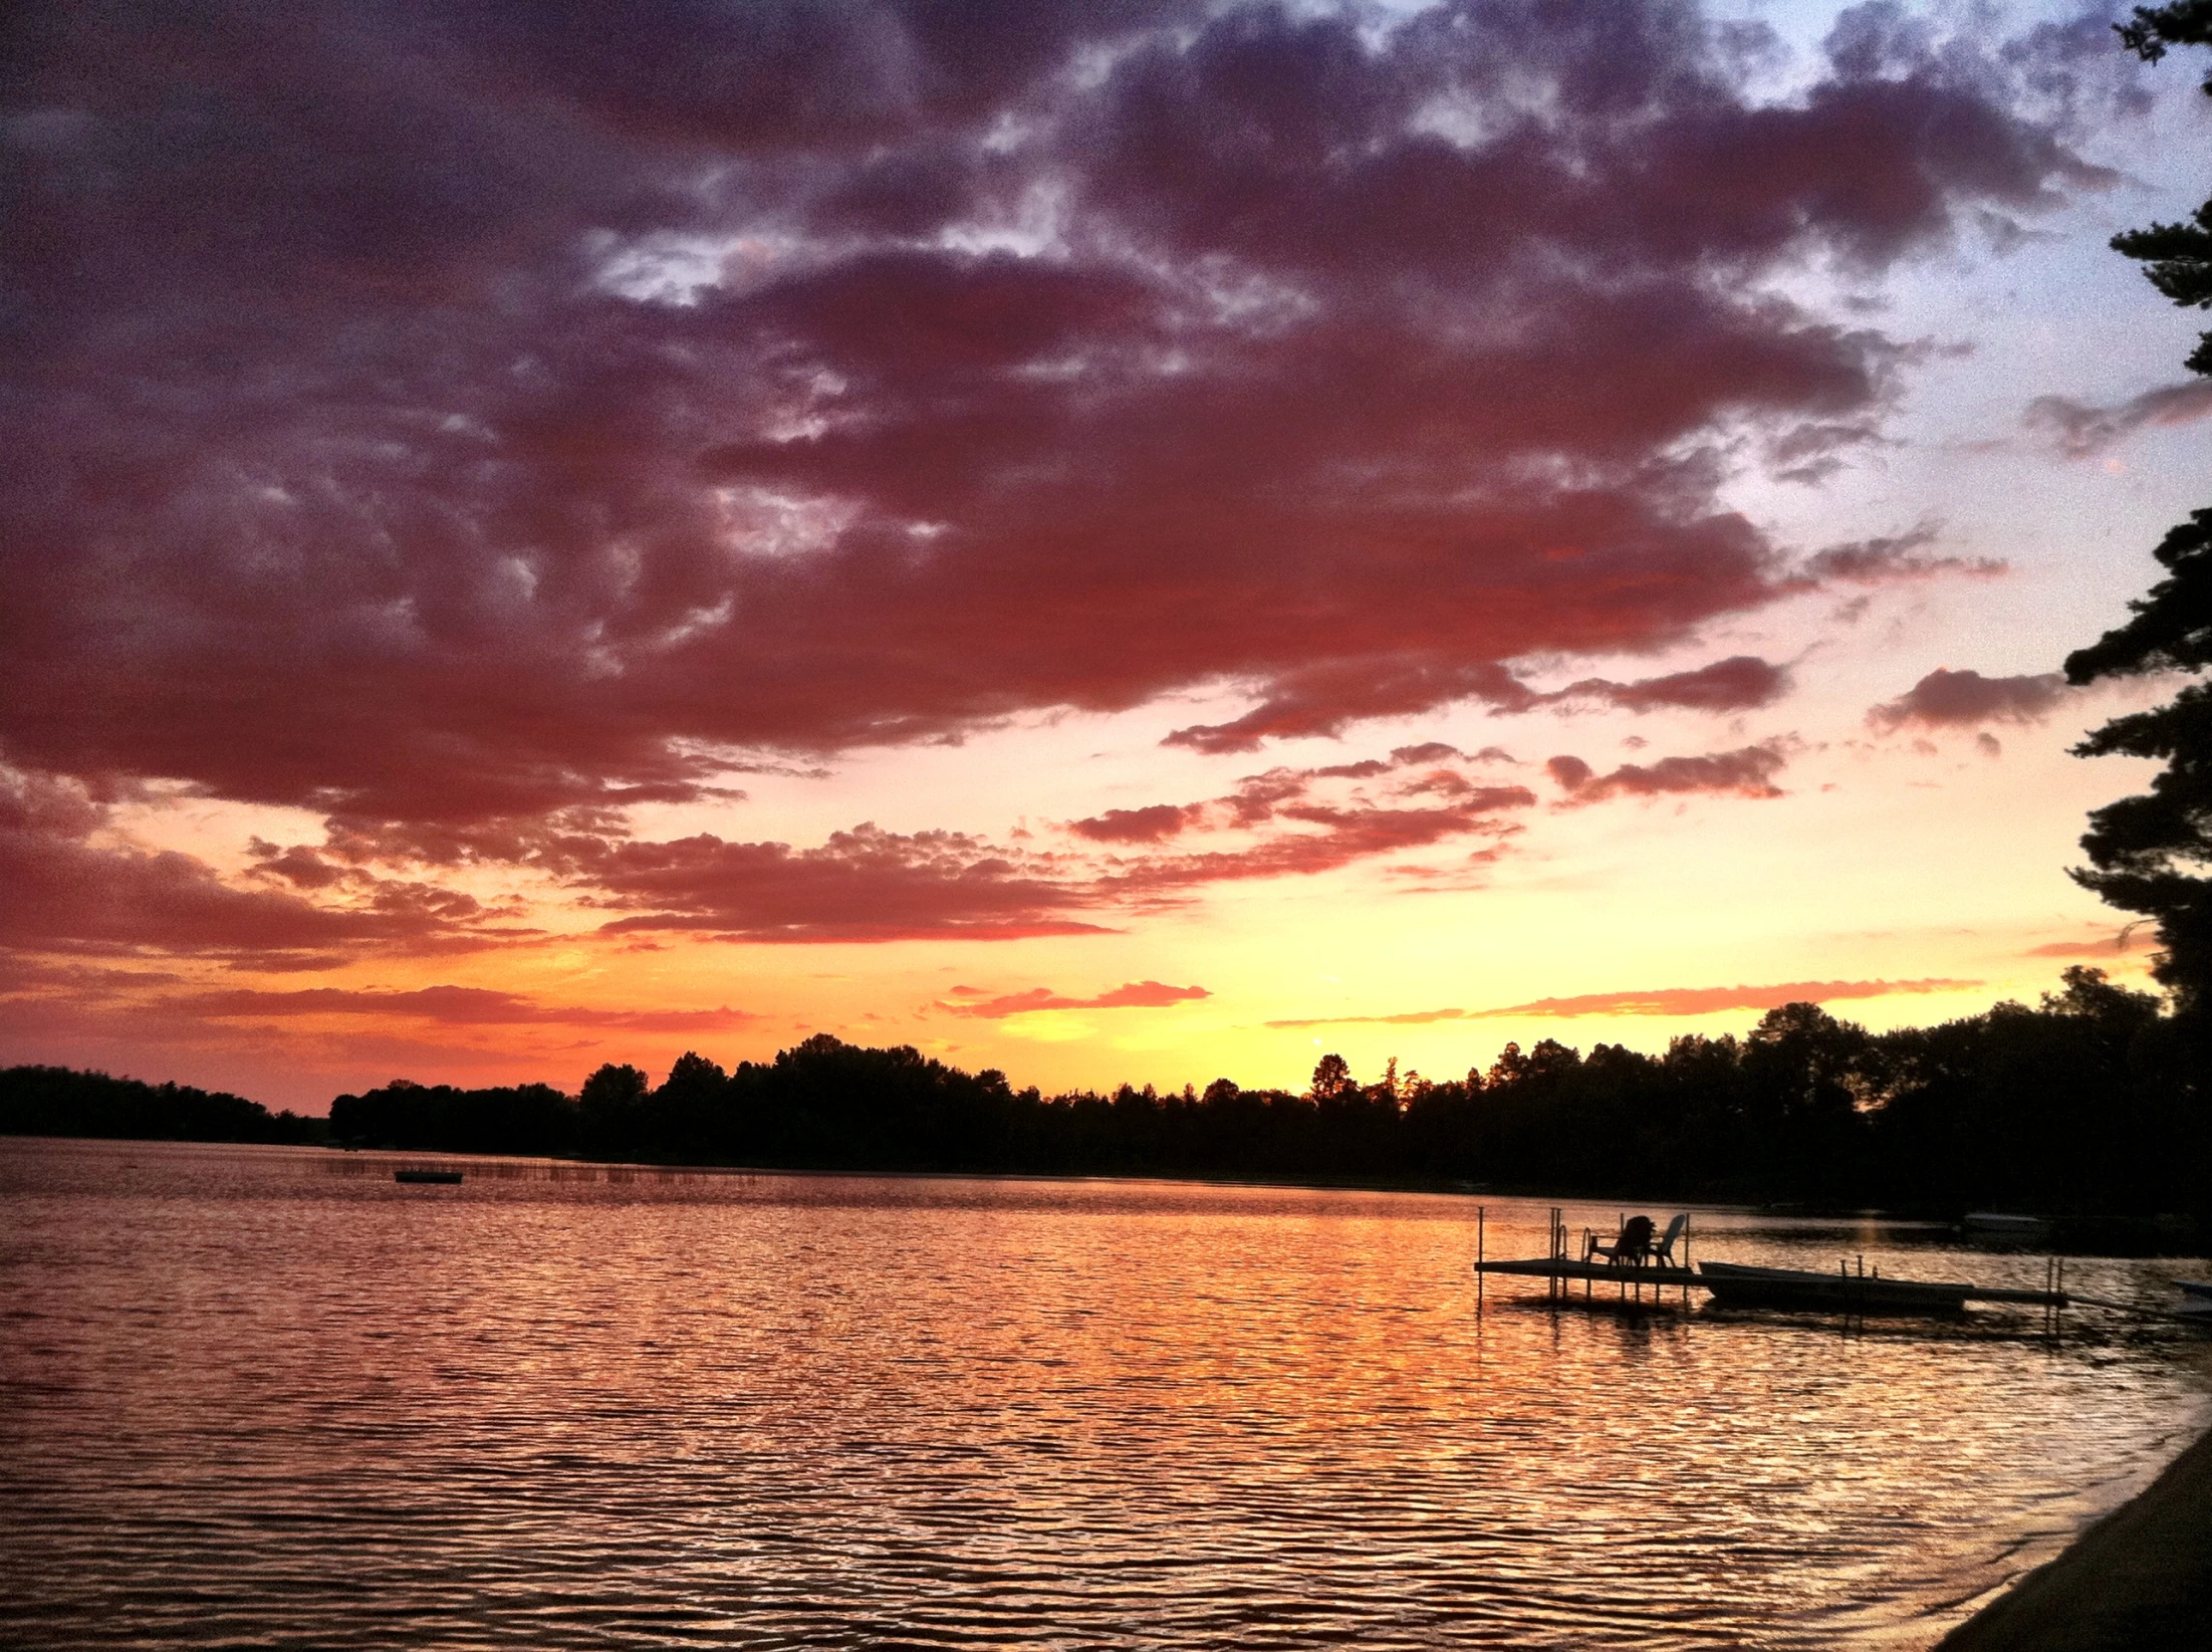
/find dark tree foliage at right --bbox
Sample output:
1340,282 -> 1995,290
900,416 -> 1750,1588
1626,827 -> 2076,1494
2067,6 -> 2212,1028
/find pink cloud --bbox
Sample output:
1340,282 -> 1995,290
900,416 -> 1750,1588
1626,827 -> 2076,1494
936,980 -> 1210,1018
1067,805 -> 1202,843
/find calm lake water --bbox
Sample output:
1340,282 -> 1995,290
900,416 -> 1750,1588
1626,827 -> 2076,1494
3,1137 -> 2209,1649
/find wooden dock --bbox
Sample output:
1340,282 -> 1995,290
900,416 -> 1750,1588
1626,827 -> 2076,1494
1470,1206 -> 2071,1315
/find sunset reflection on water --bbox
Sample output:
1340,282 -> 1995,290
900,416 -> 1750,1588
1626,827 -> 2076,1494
3,1137 -> 2208,1649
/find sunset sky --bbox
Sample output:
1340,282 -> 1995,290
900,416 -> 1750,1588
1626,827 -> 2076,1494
4,0 -> 2209,1110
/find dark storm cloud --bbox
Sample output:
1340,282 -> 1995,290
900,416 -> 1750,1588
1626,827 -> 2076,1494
0,0 -> 2123,913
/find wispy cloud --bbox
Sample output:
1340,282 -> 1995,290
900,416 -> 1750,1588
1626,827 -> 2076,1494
937,981 -> 1209,1019
2026,380 -> 2212,457
1267,977 -> 1980,1026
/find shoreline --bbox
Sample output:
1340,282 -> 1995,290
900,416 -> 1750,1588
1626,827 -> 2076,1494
1935,1415 -> 2212,1650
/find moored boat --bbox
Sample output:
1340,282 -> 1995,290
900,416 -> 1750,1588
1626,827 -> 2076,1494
1698,1260 -> 1974,1313
394,1168 -> 464,1184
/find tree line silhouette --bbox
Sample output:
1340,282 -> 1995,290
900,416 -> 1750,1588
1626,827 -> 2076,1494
315,965 -> 2206,1219
10,965 -> 2196,1224
0,1064 -> 328,1145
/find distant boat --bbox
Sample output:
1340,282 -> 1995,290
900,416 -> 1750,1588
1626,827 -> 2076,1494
1963,1212 -> 2050,1238
394,1168 -> 463,1184
1699,1260 -> 1975,1314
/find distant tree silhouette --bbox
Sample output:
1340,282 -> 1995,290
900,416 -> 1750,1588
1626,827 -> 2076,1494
329,1077 -> 574,1153
579,1062 -> 648,1157
0,1064 -> 325,1144
1309,1053 -> 1353,1099
2068,8 -> 2212,1031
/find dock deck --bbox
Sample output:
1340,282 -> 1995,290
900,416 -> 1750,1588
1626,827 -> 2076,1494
1476,1257 -> 1704,1289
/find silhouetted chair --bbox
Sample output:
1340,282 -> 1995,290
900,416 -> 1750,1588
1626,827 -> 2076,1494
1647,1213 -> 1689,1269
1586,1213 -> 1655,1268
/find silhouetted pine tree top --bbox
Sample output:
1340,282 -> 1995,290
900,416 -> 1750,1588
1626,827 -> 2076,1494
2066,10 -> 2212,1023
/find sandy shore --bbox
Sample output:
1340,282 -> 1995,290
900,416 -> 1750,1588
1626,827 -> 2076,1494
1935,1420 -> 2212,1650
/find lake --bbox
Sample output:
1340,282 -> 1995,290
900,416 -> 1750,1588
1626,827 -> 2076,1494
3,1135 -> 2208,1648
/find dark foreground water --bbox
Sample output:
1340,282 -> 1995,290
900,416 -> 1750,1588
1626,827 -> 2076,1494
3,1138 -> 2209,1649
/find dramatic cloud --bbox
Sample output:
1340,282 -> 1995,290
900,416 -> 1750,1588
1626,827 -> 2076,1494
1266,977 -> 1980,1025
1866,667 -> 2070,730
0,0 -> 2113,851
1546,744 -> 1789,804
938,981 -> 1210,1018
2025,379 -> 2212,457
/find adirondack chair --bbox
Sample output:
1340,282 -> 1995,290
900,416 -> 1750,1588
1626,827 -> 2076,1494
1586,1213 -> 1655,1268
1647,1213 -> 1689,1268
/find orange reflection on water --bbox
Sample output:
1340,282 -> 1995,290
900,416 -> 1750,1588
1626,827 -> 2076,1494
2,1139 -> 2207,1650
